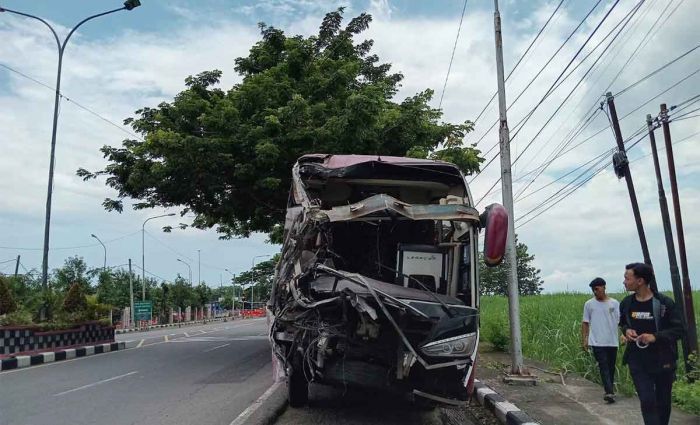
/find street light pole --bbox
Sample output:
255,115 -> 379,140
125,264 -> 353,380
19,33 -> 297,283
0,1 -> 142,292
225,268 -> 237,311
142,213 -> 175,300
90,233 -> 107,270
177,259 -> 192,285
251,255 -> 271,310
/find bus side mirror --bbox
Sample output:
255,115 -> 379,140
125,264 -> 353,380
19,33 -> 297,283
481,203 -> 508,267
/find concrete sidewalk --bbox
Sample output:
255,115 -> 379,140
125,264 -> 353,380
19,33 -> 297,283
476,343 -> 698,425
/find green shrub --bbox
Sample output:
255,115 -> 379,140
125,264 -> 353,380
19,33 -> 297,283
62,282 -> 87,313
482,315 -> 510,351
0,309 -> 32,326
0,276 -> 18,315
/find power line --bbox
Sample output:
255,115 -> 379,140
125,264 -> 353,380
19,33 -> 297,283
517,125 -> 699,229
471,0 -> 603,148
512,34 -> 699,199
613,43 -> 700,96
483,0 -> 639,203
132,264 -> 168,282
0,230 -> 141,251
0,62 -> 143,141
509,0 -> 632,146
471,0 -> 567,127
515,130 -> 651,229
438,0 -> 468,109
472,0 -> 623,185
512,0 -> 664,181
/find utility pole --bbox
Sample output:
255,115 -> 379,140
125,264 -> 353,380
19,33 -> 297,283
493,0 -> 527,378
646,114 -> 691,371
660,104 -> 698,361
606,93 -> 651,265
198,249 -> 201,285
14,255 -> 20,278
128,259 -> 135,328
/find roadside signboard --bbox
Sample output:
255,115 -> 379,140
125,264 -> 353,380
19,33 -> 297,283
134,300 -> 152,322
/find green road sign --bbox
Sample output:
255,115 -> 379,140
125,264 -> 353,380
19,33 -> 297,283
134,300 -> 152,321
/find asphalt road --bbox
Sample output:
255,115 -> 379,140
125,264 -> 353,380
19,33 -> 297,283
0,318 -> 272,425
274,383 -> 481,425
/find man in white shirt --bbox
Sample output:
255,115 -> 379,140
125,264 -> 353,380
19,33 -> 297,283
581,277 -> 620,403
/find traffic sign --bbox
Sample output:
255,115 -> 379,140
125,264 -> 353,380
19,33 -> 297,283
134,300 -> 152,321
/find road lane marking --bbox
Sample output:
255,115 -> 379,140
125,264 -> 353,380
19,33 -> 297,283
137,339 -> 145,348
229,382 -> 283,425
184,332 -> 190,337
164,335 -> 169,342
53,371 -> 138,396
203,343 -> 230,353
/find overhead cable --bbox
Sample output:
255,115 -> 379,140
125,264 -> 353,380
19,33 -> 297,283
613,43 -> 700,96
471,0 -> 567,127
438,0 -> 469,110
471,0 -> 603,148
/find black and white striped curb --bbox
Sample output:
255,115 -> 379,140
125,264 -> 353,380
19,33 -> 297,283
473,379 -> 540,425
0,341 -> 126,372
115,317 -> 227,334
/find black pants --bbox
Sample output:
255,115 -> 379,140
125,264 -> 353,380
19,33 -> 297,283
629,366 -> 675,425
591,346 -> 617,394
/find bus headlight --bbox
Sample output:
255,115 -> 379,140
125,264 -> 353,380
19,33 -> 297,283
421,332 -> 477,358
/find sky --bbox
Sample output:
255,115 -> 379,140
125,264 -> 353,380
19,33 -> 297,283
0,0 -> 698,294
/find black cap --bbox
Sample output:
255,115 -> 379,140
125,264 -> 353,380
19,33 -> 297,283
589,277 -> 606,288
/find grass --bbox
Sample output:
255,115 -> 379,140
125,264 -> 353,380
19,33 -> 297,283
479,291 -> 700,415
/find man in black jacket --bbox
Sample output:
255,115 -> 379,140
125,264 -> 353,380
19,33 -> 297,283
620,262 -> 685,425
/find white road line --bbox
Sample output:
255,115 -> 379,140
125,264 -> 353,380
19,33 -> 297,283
164,335 -> 169,342
229,382 -> 283,425
53,371 -> 138,396
203,343 -> 230,353
184,332 -> 190,337
136,339 -> 145,348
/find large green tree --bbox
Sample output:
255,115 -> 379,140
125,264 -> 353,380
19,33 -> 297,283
52,256 -> 93,295
78,9 -> 482,243
479,236 -> 544,296
234,255 -> 279,305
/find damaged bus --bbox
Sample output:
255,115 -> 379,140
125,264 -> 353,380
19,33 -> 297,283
269,154 -> 507,408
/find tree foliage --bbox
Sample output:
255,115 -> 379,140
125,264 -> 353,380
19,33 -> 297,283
62,282 -> 87,313
53,256 -> 93,294
479,236 -> 544,296
77,9 -> 482,243
0,276 -> 18,315
233,255 -> 279,305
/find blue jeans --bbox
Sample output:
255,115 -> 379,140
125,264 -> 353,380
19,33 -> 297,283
591,346 -> 617,394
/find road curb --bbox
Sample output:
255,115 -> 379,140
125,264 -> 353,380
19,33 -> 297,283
0,341 -> 126,372
230,381 -> 288,425
473,379 -> 540,425
115,317 -> 227,334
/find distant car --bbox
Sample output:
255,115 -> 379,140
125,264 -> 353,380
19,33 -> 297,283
269,154 -> 507,408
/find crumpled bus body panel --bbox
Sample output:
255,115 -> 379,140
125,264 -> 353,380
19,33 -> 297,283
270,154 -> 482,407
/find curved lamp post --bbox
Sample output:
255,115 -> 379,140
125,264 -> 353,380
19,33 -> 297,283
224,268 -> 237,311
141,213 -> 175,300
177,258 -> 192,286
0,1 -> 142,291
90,233 -> 107,270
